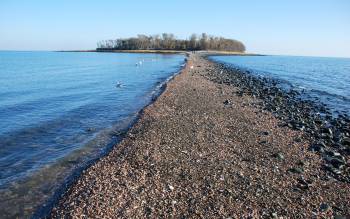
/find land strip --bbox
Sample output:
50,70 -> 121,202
51,54 -> 349,218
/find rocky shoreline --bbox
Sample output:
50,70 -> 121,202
50,53 -> 349,218
205,56 -> 350,183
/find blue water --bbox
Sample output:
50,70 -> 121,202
211,55 -> 350,115
0,51 -> 184,217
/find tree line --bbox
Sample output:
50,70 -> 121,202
96,33 -> 245,52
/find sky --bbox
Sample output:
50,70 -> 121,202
0,0 -> 349,57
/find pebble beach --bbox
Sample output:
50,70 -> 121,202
50,53 -> 350,218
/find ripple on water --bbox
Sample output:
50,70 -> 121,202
0,51 -> 185,218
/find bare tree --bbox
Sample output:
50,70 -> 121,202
199,33 -> 208,50
189,34 -> 198,50
97,33 -> 245,52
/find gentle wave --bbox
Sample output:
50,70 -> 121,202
0,51 -> 185,218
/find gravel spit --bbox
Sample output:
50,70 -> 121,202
50,54 -> 350,218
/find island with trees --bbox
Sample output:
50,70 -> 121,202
96,33 -> 246,53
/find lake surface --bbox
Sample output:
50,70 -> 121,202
210,55 -> 350,115
0,51 -> 184,217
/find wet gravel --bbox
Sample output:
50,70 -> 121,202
50,54 -> 350,218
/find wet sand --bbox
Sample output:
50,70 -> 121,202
51,54 -> 350,218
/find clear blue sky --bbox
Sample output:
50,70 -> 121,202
1,0 -> 349,57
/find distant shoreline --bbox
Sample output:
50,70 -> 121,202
57,49 -> 262,56
56,49 -> 183,54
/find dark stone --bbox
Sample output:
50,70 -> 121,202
297,177 -> 312,190
342,138 -> 350,146
294,138 -> 302,142
329,157 -> 345,169
289,167 -> 304,174
310,144 -> 325,153
322,128 -> 333,135
324,164 -> 342,175
334,215 -> 347,219
223,100 -> 231,105
320,203 -> 331,212
297,160 -> 305,166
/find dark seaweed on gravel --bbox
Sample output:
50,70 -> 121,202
206,58 -> 350,183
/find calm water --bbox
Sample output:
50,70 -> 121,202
0,51 -> 184,217
211,55 -> 350,115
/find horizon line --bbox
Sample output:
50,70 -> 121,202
0,49 -> 349,59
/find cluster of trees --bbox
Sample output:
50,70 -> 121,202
97,33 -> 245,52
